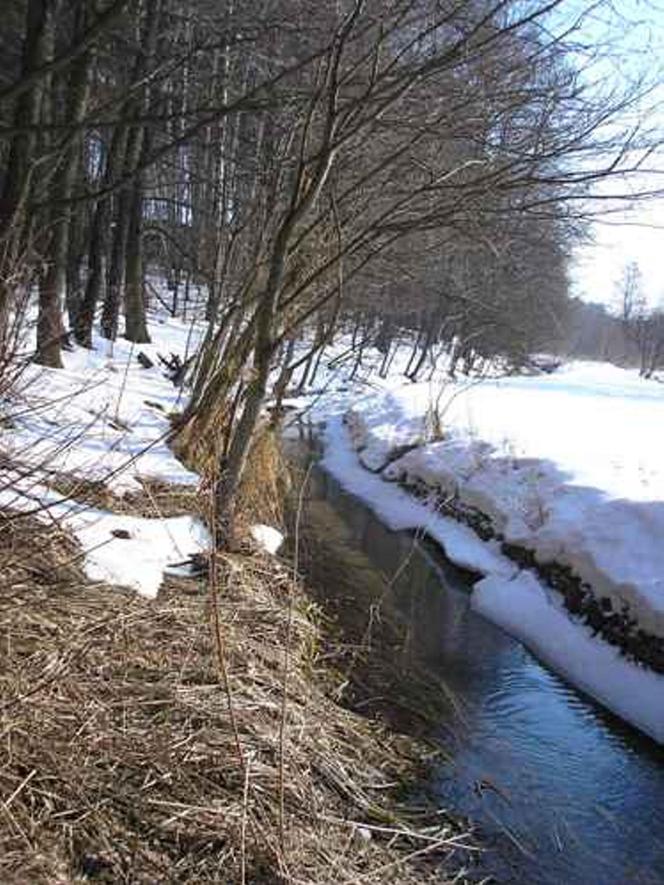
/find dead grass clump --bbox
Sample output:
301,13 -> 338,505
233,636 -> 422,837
169,399 -> 231,480
128,477 -> 201,518
0,508 -> 83,590
173,397 -> 289,531
235,425 -> 290,531
0,509 -> 473,884
38,472 -> 122,512
42,471 -> 201,520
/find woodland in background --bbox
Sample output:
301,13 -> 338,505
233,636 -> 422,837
1,0 -> 662,543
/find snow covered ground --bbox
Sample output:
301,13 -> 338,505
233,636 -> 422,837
0,314 -> 209,596
4,315 -> 202,493
292,343 -> 664,743
335,361 -> 664,637
2,309 -> 662,740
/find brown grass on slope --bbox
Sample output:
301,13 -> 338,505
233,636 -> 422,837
0,503 -> 474,884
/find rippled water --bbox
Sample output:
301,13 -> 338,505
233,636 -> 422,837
299,452 -> 664,884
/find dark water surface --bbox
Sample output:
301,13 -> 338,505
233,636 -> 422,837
294,439 -> 664,885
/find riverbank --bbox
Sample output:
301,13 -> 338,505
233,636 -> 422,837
387,456 -> 664,674
279,334 -> 664,742
294,452 -> 664,885
315,412 -> 664,744
0,497 -> 475,883
0,322 -> 474,883
338,361 -> 664,642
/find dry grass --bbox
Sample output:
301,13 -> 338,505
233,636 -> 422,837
177,416 -> 291,543
235,425 -> 291,531
42,471 -> 201,519
169,401 -> 230,481
0,503 -> 474,884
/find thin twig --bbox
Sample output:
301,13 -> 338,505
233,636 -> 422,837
208,475 -> 245,774
240,752 -> 253,885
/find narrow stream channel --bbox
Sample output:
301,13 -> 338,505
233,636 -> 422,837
289,429 -> 664,884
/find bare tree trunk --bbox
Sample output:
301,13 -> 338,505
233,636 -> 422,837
124,178 -> 150,342
448,337 -> 463,379
404,322 -> 425,377
406,318 -> 435,382
0,0 -> 53,329
100,190 -> 130,340
66,200 -> 85,328
76,124 -> 129,346
270,335 -> 296,422
379,340 -> 396,378
296,316 -> 324,392
349,334 -> 367,381
75,199 -> 106,346
100,0 -> 161,341
214,329 -> 275,549
36,0 -> 92,367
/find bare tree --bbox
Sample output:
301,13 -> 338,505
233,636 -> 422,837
1,0 -> 662,545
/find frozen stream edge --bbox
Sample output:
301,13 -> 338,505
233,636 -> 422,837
320,415 -> 664,745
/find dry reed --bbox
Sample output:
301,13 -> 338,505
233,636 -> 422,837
0,492 -> 474,883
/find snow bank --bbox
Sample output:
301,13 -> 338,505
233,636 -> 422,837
323,417 -> 515,578
345,401 -> 424,472
342,363 -> 664,639
317,402 -> 664,744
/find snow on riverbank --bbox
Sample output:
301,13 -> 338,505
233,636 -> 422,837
0,315 -> 209,596
320,413 -> 664,744
474,573 -> 664,744
299,351 -> 664,743
322,416 -> 515,578
339,362 -> 664,638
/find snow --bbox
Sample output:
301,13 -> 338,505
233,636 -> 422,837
1,312 -> 209,597
323,417 -> 515,578
3,316 -> 202,494
250,523 -> 285,555
333,362 -> 664,638
0,469 -> 209,597
301,345 -> 664,743
72,510 -> 208,597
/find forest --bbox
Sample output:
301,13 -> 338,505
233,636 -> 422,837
2,3 -> 664,883
2,0 -> 662,544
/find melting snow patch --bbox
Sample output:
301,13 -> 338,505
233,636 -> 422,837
0,470 -> 210,598
251,524 -> 284,555
72,511 -> 210,598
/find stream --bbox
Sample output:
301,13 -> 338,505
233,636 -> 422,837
288,427 -> 664,884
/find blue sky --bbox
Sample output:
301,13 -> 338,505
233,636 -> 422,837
561,0 -> 664,307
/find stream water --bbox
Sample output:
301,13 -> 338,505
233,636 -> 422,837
291,432 -> 664,884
